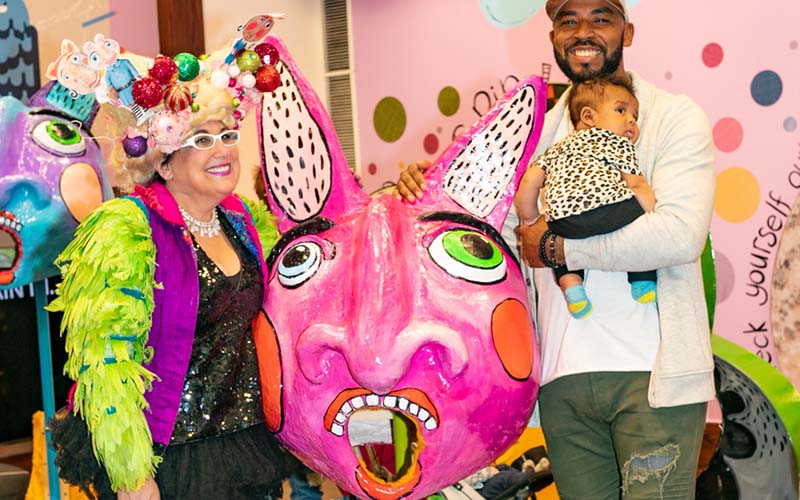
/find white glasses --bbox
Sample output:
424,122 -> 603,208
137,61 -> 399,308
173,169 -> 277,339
181,130 -> 240,150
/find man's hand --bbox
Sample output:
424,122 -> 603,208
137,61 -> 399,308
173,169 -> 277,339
515,217 -> 549,267
393,160 -> 431,201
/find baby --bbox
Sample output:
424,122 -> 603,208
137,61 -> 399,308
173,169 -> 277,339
516,75 -> 656,319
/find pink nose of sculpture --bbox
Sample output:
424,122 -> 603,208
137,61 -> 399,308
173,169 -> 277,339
296,196 -> 468,393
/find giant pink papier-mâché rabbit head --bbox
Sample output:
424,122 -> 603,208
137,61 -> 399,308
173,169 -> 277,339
254,36 -> 546,500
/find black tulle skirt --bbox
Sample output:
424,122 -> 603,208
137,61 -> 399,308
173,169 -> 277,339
50,409 -> 301,500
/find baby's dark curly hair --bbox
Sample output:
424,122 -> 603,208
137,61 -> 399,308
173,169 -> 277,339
567,75 -> 637,127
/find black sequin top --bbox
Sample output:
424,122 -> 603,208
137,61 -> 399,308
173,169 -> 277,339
170,211 -> 264,444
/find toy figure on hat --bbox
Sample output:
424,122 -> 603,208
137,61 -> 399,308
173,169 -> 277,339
45,39 -> 102,98
84,34 -> 152,124
224,12 -> 285,65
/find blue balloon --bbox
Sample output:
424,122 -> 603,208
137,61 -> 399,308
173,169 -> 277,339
479,0 -> 544,28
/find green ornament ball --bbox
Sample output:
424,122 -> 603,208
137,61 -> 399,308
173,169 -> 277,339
236,50 -> 261,73
174,52 -> 200,82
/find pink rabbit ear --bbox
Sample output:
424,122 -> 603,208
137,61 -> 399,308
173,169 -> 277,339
258,36 -> 367,233
415,76 -> 547,231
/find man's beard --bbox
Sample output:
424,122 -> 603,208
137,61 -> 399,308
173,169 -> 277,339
553,37 -> 624,82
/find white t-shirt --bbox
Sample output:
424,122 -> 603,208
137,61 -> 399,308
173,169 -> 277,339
534,266 -> 660,386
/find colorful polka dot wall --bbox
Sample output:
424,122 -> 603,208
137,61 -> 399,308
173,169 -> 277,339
353,0 -> 800,386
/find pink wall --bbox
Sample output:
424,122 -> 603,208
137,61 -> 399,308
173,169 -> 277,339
351,0 -> 800,388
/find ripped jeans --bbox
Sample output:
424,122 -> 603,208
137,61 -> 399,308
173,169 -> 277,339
538,372 -> 707,500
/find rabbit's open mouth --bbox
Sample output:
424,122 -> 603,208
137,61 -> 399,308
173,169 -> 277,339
324,387 -> 439,499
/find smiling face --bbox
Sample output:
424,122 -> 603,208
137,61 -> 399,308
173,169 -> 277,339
550,0 -> 634,82
255,37 -> 547,500
242,14 -> 275,43
156,120 -> 241,210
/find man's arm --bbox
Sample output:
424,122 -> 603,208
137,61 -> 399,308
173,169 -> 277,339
565,97 -> 715,272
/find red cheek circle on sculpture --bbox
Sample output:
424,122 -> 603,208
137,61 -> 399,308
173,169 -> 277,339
253,310 -> 284,432
491,298 -> 533,381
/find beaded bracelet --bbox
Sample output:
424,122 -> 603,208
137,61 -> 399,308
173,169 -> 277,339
539,229 -> 560,268
549,232 -> 559,267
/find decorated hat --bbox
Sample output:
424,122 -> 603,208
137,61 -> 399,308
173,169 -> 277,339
46,13 -> 285,189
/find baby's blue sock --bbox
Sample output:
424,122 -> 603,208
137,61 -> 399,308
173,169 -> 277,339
631,281 -> 657,303
564,285 -> 593,319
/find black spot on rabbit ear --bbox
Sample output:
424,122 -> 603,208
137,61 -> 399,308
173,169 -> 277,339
271,151 -> 280,163
299,157 -> 306,169
719,420 -> 758,459
273,118 -> 280,129
718,390 -> 746,415
286,145 -> 294,158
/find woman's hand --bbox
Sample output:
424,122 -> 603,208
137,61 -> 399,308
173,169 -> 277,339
117,477 -> 160,500
393,160 -> 431,201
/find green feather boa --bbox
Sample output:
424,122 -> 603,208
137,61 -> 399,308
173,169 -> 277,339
241,195 -> 280,255
48,197 -> 161,492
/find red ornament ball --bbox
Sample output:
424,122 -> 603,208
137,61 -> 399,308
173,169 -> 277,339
254,43 -> 280,66
149,55 -> 178,85
164,83 -> 193,112
132,78 -> 164,109
255,65 -> 281,92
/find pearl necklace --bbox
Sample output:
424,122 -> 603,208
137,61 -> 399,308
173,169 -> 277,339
178,205 -> 221,238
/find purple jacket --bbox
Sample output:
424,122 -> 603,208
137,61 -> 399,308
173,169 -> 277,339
128,182 -> 269,444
